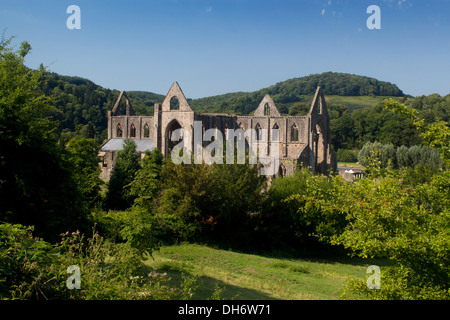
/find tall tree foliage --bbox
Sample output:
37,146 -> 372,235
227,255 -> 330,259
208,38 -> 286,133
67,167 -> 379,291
66,137 -> 103,209
146,155 -> 266,246
0,35 -> 87,240
335,171 -> 449,300
332,105 -> 449,299
128,148 -> 164,209
385,99 -> 450,167
104,139 -> 141,210
258,168 -> 348,252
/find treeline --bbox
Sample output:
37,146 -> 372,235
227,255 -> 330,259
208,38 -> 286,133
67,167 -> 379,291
331,94 -> 450,159
401,93 -> 450,123
39,72 -> 164,144
40,72 -> 115,142
358,142 -> 443,170
266,72 -> 404,97
331,103 -> 422,152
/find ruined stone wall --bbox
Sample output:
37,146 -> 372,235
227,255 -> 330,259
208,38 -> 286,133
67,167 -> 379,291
98,150 -> 114,180
110,115 -> 154,139
101,84 -> 337,179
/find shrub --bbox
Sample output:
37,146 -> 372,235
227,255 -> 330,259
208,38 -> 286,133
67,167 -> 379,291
337,149 -> 358,163
358,142 -> 443,171
257,168 -> 348,251
396,145 -> 410,168
0,223 -> 54,299
0,222 -> 199,300
92,208 -> 160,256
150,157 -> 266,247
358,142 -> 396,169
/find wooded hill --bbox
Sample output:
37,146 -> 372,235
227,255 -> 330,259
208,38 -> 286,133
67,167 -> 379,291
41,71 -> 403,130
189,72 -> 404,114
40,71 -> 449,154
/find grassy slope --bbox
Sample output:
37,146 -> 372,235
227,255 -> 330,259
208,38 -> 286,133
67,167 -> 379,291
325,95 -> 394,112
144,244 -> 386,300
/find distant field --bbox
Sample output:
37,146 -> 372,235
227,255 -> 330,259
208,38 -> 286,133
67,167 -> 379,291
145,244 -> 386,300
337,162 -> 364,169
325,95 -> 396,112
282,95 -> 397,115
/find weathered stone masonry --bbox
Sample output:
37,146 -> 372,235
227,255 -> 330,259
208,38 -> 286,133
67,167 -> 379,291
99,82 -> 337,179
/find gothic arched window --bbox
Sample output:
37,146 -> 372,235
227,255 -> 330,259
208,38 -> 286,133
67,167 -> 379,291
255,123 -> 262,140
264,103 -> 270,116
272,123 -> 279,141
130,123 -> 136,138
291,123 -> 299,142
143,123 -> 150,138
170,96 -> 180,110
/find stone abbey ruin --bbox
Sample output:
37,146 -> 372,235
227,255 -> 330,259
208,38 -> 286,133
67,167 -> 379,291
99,82 -> 337,179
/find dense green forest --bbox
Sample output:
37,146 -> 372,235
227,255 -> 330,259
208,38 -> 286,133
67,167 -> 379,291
39,72 -> 165,144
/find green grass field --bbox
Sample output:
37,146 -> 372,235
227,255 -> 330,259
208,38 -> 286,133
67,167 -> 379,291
325,95 -> 394,112
295,94 -> 393,110
337,162 -> 364,169
144,244 -> 386,300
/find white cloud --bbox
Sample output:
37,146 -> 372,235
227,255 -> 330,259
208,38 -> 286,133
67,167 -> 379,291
383,0 -> 410,8
321,9 -> 326,15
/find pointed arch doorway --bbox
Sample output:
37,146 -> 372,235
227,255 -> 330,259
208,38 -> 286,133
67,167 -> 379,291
165,119 -> 183,156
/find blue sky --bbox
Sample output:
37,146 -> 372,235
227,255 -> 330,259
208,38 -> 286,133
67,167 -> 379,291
1,0 -> 449,98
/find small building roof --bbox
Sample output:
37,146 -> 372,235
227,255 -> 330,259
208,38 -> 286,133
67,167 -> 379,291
101,139 -> 154,152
